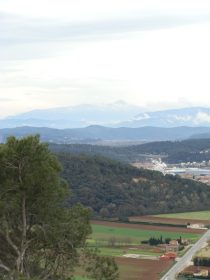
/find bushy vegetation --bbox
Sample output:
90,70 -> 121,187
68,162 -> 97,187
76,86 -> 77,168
0,136 -> 118,280
142,236 -> 171,246
194,257 -> 210,267
50,138 -> 210,164
58,153 -> 210,218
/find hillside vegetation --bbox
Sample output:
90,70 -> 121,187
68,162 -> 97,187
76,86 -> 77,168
51,138 -> 210,164
2,126 -> 210,143
0,136 -> 118,280
58,153 -> 210,218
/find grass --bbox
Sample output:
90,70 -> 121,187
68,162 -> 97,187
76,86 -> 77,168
73,267 -> 92,280
116,261 -> 145,280
88,222 -> 203,279
177,245 -> 192,257
196,246 -> 210,257
74,277 -> 90,280
97,247 -> 161,257
91,224 -> 201,244
155,211 -> 210,220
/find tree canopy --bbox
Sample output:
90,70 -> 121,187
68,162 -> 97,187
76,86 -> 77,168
0,136 -> 118,280
50,138 -> 210,164
58,153 -> 210,218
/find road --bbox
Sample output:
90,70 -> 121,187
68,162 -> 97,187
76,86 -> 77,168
160,228 -> 210,280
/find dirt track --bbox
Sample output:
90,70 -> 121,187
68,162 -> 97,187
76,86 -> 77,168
92,220 -> 205,234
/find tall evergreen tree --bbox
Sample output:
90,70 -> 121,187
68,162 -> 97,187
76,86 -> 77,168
0,136 -> 118,280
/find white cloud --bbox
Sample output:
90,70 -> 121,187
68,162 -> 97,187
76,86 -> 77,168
194,112 -> 210,124
174,115 -> 193,122
1,0 -> 210,20
134,113 -> 150,121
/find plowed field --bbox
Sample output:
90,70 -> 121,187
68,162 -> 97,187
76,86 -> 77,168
92,220 -> 205,234
116,257 -> 173,280
130,215 -> 210,226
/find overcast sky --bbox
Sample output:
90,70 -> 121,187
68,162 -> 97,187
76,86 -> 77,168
0,0 -> 210,117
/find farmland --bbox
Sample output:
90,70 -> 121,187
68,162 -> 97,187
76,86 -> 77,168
155,210 -> 210,221
129,213 -> 210,229
87,219 -> 204,280
97,247 -> 161,257
196,246 -> 210,258
116,257 -> 173,280
91,221 -> 202,243
75,258 -> 173,280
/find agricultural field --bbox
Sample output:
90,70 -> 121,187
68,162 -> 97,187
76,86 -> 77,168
155,211 -> 210,221
87,220 -> 204,280
74,258 -> 173,280
116,257 -> 173,280
91,221 -> 203,244
178,245 -> 210,279
196,246 -> 210,258
130,213 -> 210,229
179,266 -> 210,279
97,247 -> 161,257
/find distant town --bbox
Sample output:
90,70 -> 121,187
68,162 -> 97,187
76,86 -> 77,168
133,159 -> 210,186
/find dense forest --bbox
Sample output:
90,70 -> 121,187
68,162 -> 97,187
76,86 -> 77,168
51,138 -> 210,164
58,153 -> 210,218
2,126 -> 210,143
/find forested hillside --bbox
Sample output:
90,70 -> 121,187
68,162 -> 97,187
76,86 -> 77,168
2,126 -> 210,143
58,153 -> 210,218
51,138 -> 210,164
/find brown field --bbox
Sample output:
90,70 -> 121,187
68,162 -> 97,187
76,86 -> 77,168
116,257 -> 173,280
182,265 -> 210,274
130,215 -> 210,226
92,220 -> 205,234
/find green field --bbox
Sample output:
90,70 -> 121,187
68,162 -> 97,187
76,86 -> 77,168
91,224 -> 201,244
155,211 -> 210,220
80,222 -> 196,280
97,247 -> 161,257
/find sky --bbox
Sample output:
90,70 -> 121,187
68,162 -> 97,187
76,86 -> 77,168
0,0 -> 210,118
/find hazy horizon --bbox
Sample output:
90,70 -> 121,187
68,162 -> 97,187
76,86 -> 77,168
0,0 -> 210,118
3,100 -> 210,120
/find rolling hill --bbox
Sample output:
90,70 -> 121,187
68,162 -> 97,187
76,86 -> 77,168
58,153 -> 210,218
51,138 -> 210,164
1,125 -> 210,143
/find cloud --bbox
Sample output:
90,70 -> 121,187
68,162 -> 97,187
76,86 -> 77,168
134,113 -> 150,121
1,11 -> 210,45
0,98 -> 13,102
0,9 -> 209,63
174,115 -> 193,122
194,112 -> 210,124
0,2 -> 210,117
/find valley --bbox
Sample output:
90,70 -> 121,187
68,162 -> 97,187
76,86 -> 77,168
74,211 -> 210,279
1,1 -> 210,279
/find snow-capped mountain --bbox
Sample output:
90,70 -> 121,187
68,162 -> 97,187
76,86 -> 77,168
120,107 -> 210,128
0,101 -> 143,129
1,104 -> 210,129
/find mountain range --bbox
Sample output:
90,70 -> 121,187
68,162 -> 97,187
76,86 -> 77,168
2,103 -> 210,129
121,107 -> 210,128
1,101 -> 142,129
1,125 -> 210,143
